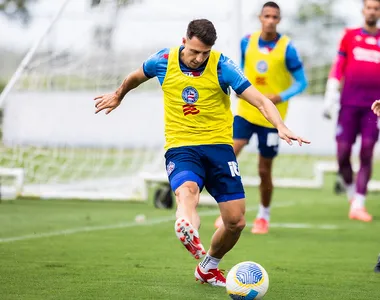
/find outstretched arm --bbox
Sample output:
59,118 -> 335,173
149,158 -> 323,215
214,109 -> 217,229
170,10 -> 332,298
372,100 -> 380,117
94,67 -> 149,114
240,85 -> 310,146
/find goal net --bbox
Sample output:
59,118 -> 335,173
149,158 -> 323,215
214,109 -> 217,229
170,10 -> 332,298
1,0 -> 379,201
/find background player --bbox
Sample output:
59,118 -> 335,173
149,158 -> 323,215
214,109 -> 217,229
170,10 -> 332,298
94,19 -> 309,287
322,0 -> 380,222
214,1 -> 308,234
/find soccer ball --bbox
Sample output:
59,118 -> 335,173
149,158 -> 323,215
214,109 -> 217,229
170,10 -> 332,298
226,261 -> 269,299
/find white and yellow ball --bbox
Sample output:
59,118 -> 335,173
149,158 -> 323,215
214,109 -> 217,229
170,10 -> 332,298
226,261 -> 269,299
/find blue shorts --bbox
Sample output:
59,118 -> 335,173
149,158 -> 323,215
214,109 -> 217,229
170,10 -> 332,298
164,144 -> 245,203
233,115 -> 279,158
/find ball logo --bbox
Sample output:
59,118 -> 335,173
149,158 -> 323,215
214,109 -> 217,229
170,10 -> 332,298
182,86 -> 199,104
256,60 -> 268,74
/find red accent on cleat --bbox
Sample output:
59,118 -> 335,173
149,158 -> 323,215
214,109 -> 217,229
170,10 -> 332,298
175,218 -> 206,260
194,265 -> 226,287
349,207 -> 372,222
252,218 -> 269,234
214,215 -> 223,229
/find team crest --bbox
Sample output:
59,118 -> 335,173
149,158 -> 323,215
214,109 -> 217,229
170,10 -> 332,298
182,86 -> 199,104
166,161 -> 175,176
256,60 -> 268,74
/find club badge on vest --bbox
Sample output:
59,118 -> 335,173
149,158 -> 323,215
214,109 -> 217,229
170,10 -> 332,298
182,86 -> 199,104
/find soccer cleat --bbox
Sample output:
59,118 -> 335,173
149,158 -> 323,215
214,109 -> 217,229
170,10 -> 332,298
175,218 -> 206,260
349,207 -> 372,222
374,255 -> 380,273
194,265 -> 226,287
214,215 -> 223,229
251,218 -> 269,234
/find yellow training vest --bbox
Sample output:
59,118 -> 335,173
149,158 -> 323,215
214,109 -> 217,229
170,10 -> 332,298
162,47 -> 233,150
237,31 -> 292,128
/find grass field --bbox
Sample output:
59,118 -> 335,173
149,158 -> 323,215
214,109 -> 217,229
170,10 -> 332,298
0,174 -> 379,300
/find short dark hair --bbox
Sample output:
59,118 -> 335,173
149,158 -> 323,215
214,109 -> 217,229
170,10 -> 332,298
186,19 -> 217,46
262,1 -> 280,12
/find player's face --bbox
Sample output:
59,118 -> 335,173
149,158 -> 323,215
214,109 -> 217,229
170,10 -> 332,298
182,36 -> 212,69
363,0 -> 380,27
259,7 -> 281,34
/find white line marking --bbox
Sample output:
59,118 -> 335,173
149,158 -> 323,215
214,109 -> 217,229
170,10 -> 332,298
264,223 -> 338,230
0,202 -> 294,244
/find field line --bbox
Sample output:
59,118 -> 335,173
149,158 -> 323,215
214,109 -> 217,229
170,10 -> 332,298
0,202 -> 294,244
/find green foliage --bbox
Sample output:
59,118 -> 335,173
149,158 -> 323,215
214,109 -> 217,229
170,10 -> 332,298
0,0 -> 36,24
0,80 -> 6,93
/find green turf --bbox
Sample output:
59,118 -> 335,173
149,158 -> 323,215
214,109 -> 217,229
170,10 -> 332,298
0,175 -> 379,299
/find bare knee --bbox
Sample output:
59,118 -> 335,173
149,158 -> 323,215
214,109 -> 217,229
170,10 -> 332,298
175,182 -> 199,205
258,156 -> 273,180
258,166 -> 271,180
224,214 -> 246,233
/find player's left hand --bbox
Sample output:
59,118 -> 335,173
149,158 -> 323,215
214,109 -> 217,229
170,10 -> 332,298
94,92 -> 121,114
277,125 -> 310,146
266,94 -> 282,104
371,100 -> 380,117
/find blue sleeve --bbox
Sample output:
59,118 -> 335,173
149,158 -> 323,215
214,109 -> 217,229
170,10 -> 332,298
285,42 -> 303,72
240,35 -> 250,70
218,54 -> 251,95
142,48 -> 169,84
279,68 -> 308,101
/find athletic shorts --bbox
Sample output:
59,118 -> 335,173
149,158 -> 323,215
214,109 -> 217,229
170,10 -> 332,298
164,144 -> 245,203
233,115 -> 279,158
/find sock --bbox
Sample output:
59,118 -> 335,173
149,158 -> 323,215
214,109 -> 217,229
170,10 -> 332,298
199,253 -> 221,272
345,183 -> 355,202
257,204 -> 270,221
351,193 -> 365,209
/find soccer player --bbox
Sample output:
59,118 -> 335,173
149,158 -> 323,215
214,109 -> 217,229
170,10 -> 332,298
214,1 -> 308,234
322,0 -> 380,222
94,19 -> 309,287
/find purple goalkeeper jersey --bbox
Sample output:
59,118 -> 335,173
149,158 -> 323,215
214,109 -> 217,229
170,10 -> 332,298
335,28 -> 380,107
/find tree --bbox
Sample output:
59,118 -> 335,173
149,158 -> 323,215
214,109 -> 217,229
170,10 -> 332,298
0,0 -> 37,25
289,0 -> 347,95
91,0 -> 142,51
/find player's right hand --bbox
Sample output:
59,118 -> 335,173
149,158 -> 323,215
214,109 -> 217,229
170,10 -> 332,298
372,100 -> 380,117
94,93 -> 121,114
277,124 -> 310,146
